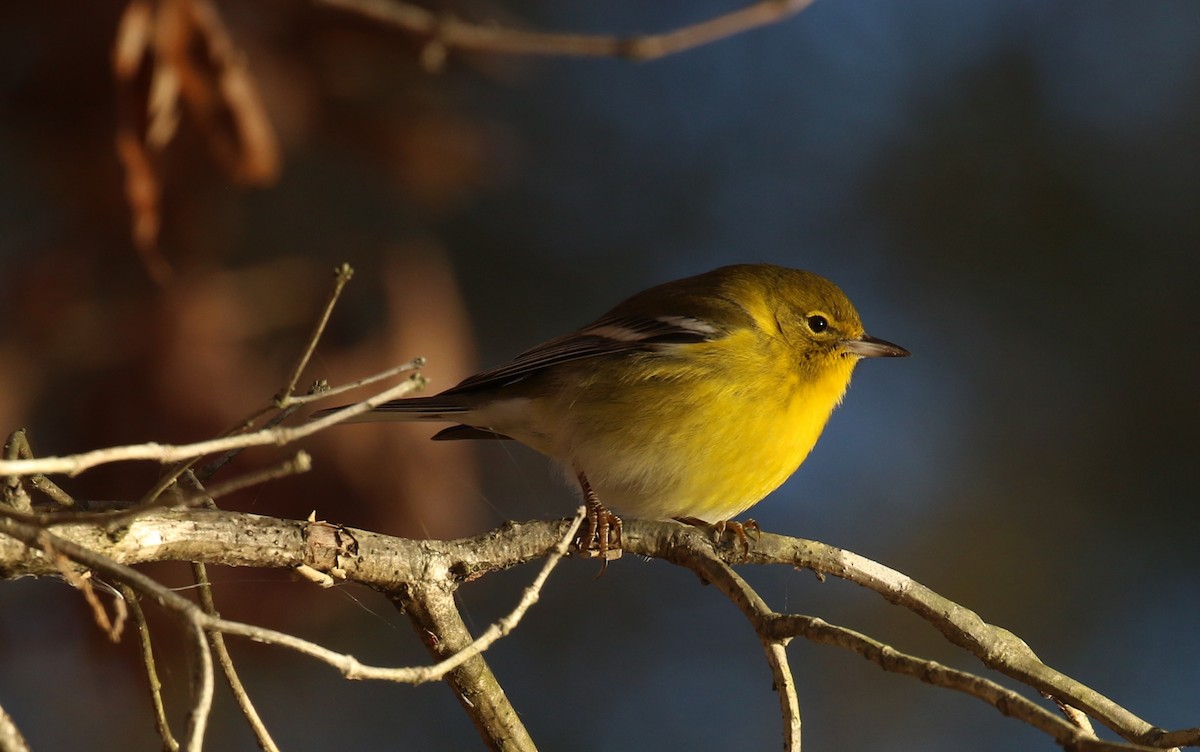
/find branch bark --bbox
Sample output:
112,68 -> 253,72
0,510 -> 1188,751
394,582 -> 537,751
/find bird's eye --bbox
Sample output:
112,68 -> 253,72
806,315 -> 829,333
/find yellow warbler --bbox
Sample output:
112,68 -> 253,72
318,264 -> 907,557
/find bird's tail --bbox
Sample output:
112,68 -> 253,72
309,395 -> 472,424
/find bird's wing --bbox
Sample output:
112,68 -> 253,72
441,313 -> 722,395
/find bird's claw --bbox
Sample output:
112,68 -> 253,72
675,516 -> 760,558
577,503 -> 623,560
575,473 -> 622,573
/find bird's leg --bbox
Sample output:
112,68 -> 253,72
674,517 -> 760,558
576,472 -> 622,564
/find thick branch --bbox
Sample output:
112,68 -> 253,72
393,582 -> 536,751
0,512 -> 1185,750
0,509 -> 562,586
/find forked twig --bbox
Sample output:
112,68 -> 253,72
0,373 -> 423,478
139,263 -> 356,501
1,512 -> 1192,751
0,509 -> 583,685
4,430 -> 75,510
277,263 -> 355,405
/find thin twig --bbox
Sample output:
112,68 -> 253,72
281,357 -> 426,407
195,384 -> 324,484
277,263 -> 354,405
142,256 -> 357,500
665,551 -> 805,750
40,530 -> 127,641
24,452 -> 312,530
5,431 -> 77,508
0,373 -> 424,477
621,522 -> 1176,751
182,616 -> 215,752
192,561 -> 280,752
174,470 -> 280,750
190,382 -> 326,487
3,430 -> 33,513
640,528 -> 1159,752
3,512 -> 1190,750
763,615 -> 1157,752
28,473 -> 76,507
317,0 -> 817,62
188,451 -> 312,503
160,261 -> 354,501
137,457 -> 204,509
769,540 -> 1161,745
0,511 -> 582,686
763,641 -> 802,752
121,583 -> 180,752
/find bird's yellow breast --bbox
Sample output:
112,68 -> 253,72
532,330 -> 859,521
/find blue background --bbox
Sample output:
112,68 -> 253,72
1,1 -> 1198,750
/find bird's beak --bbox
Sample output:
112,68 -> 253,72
842,334 -> 910,358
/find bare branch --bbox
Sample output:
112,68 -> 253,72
0,700 -> 30,752
763,641 -> 802,752
183,615 -> 215,752
0,373 -> 423,477
643,537 -> 1152,751
740,534 -> 1165,746
384,509 -> 583,751
1,510 -> 1189,750
281,357 -> 428,407
409,507 -> 584,671
277,263 -> 355,405
317,0 -> 818,62
0,452 -> 311,533
26,473 -> 76,507
5,430 -> 76,509
0,510 -> 581,686
395,584 -> 536,751
193,561 -> 280,752
122,583 -> 180,752
2,431 -> 33,514
764,615 -> 1156,752
40,530 -> 127,641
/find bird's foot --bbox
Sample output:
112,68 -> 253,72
674,516 -> 761,558
575,473 -> 622,570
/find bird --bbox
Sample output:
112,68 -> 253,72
314,264 -> 908,560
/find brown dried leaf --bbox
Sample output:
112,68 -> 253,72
112,0 -> 175,283
159,0 -> 280,185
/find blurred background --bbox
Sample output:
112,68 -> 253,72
2,0 -> 1198,749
